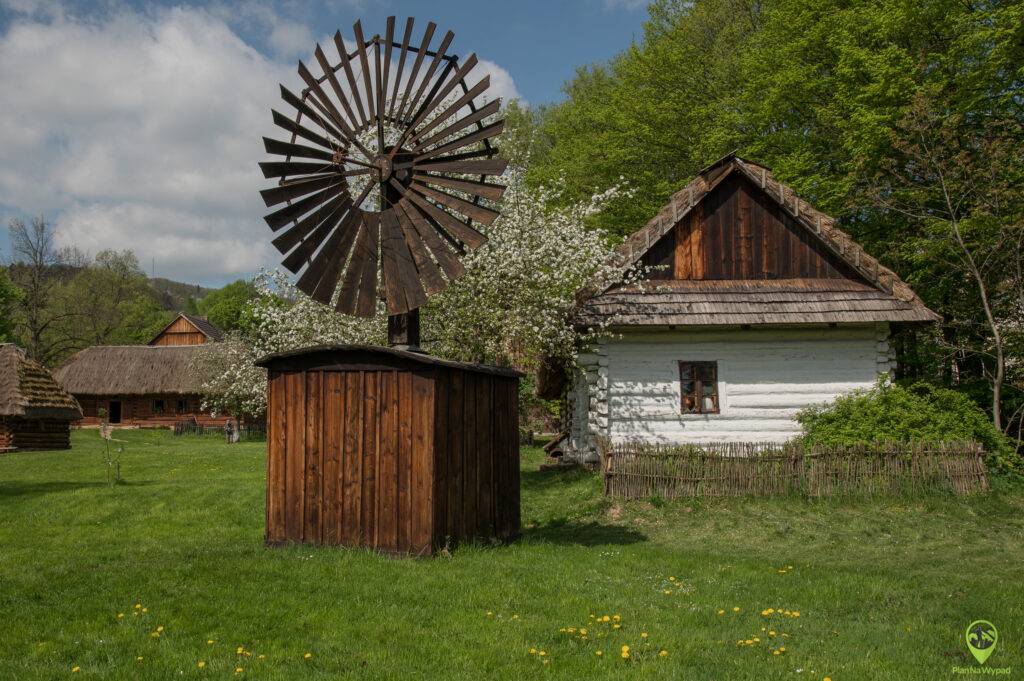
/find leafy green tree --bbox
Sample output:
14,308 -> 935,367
0,268 -> 22,343
196,279 -> 258,332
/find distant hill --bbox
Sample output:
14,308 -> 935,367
149,277 -> 215,311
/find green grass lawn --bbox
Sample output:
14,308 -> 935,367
1,430 -> 1022,679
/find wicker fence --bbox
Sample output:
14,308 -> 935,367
600,439 -> 989,499
172,420 -> 266,441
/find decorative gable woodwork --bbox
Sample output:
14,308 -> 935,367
641,173 -> 860,282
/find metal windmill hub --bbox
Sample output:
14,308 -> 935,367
258,15 -> 508,330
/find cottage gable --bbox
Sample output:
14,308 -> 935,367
576,154 -> 939,328
641,172 -> 861,283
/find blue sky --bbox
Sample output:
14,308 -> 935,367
0,0 -> 650,286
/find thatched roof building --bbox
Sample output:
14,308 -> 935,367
54,345 -> 206,396
0,343 -> 81,451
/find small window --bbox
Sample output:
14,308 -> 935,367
679,361 -> 719,414
176,399 -> 188,414
153,399 -> 165,414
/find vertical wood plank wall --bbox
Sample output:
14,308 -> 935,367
642,173 -> 860,281
148,317 -> 210,346
266,366 -> 519,555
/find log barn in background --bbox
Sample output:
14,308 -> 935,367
54,314 -> 229,428
0,343 -> 82,452
256,345 -> 522,556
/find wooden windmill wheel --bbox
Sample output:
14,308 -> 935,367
259,16 -> 507,345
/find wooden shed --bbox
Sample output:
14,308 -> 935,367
255,345 -> 522,556
0,344 -> 82,452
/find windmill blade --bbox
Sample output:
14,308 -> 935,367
407,53 -> 478,134
299,206 -> 363,303
353,21 -> 376,123
279,85 -> 345,142
414,120 -> 505,162
391,202 -> 447,294
272,193 -> 351,257
408,75 -> 490,145
394,21 -> 436,123
402,184 -> 486,249
264,183 -> 346,231
260,161 -> 335,179
413,172 -> 506,201
414,155 -> 508,176
387,17 -> 413,120
381,17 -> 394,117
412,99 -> 500,153
297,60 -> 357,142
380,207 -> 428,314
272,110 -> 337,151
314,44 -> 360,132
282,198 -> 353,272
263,137 -> 335,163
335,216 -> 369,315
411,182 -> 500,225
333,30 -> 369,128
395,200 -> 465,281
355,213 -> 381,317
260,174 -> 346,208
398,30 -> 455,124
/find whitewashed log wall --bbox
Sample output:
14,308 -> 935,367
566,323 -> 894,462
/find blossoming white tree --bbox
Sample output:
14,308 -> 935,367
195,143 -> 637,417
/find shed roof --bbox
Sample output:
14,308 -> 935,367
255,345 -> 523,378
0,344 -> 82,420
54,345 -> 207,395
577,154 -> 939,328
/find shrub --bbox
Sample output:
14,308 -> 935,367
796,380 -> 1021,475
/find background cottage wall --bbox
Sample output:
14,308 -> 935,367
566,324 -> 892,462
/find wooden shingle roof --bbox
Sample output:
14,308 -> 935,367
577,154 -> 939,328
0,344 -> 82,420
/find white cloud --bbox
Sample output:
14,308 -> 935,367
0,5 -> 522,284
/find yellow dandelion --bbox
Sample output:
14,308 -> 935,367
235,667 -> 243,674
717,609 -> 725,615
669,576 -> 676,581
602,615 -> 610,622
793,612 -> 800,618
641,632 -> 648,638
529,648 -> 537,655
613,614 -> 621,621
787,565 -> 794,569
769,631 -> 776,636
664,589 -> 672,595
613,624 -> 621,629
733,607 -> 740,612
621,651 -> 630,659
773,650 -> 781,656
621,645 -> 630,653
257,655 -> 266,660
824,678 -> 831,681
142,608 -> 148,613
744,639 -> 753,645
197,661 -> 206,669
778,570 -> 787,574
779,646 -> 786,652
512,614 -> 520,620
117,613 -> 124,619
596,650 -> 603,657
589,614 -> 595,619
71,667 -> 81,673
539,651 -> 546,657
659,650 -> 668,657
244,652 -> 252,658
486,611 -> 493,617
207,640 -> 214,645
753,637 -> 760,642
150,632 -> 160,639
304,653 -> 312,660
236,647 -> 244,655
567,627 -> 575,633
580,628 -> 588,636
134,603 -> 141,609
136,657 -> 143,662
156,626 -> 164,633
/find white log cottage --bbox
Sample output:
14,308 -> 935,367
564,154 -> 939,462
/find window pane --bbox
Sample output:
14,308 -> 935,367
679,364 -> 693,380
697,363 -> 716,382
